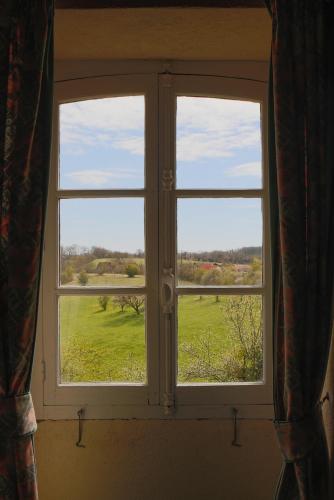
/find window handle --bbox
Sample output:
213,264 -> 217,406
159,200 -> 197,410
161,267 -> 174,314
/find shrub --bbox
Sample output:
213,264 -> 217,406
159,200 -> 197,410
201,268 -> 223,286
78,271 -> 88,286
180,295 -> 263,383
98,296 -> 110,311
125,263 -> 139,278
61,265 -> 74,284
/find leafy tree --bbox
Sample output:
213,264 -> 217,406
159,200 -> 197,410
201,268 -> 223,286
98,296 -> 110,311
243,258 -> 262,285
178,262 -> 196,282
221,265 -> 237,285
61,265 -> 74,284
78,271 -> 88,286
125,263 -> 139,278
223,295 -> 262,380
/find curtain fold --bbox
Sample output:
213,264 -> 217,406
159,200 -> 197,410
266,1 -> 334,499
0,1 -> 53,498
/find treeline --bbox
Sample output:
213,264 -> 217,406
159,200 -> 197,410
178,246 -> 262,264
61,245 -> 144,259
60,245 -> 145,283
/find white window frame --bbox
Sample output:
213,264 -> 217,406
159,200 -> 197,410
32,61 -> 273,420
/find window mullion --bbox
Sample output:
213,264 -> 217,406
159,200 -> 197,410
158,74 -> 177,415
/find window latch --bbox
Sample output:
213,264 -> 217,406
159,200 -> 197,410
161,267 -> 174,314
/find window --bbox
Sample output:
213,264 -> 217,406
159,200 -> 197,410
37,63 -> 272,419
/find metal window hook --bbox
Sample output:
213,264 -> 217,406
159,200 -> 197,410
231,407 -> 242,447
76,408 -> 86,448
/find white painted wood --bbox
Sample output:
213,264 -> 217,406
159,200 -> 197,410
176,286 -> 264,295
35,61 -> 273,419
58,189 -> 146,198
158,73 -> 177,415
175,189 -> 263,198
43,73 -> 159,407
55,60 -> 269,84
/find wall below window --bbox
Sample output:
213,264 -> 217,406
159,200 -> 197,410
35,419 -> 281,500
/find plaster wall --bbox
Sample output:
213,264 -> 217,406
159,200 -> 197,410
35,419 -> 281,500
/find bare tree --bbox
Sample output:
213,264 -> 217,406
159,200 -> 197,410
113,295 -> 145,315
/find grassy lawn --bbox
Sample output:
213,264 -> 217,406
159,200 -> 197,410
60,294 -> 146,383
89,257 -> 145,270
65,273 -> 145,287
177,295 -> 235,383
60,291 -> 247,384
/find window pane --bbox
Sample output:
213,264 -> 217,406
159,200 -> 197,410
177,199 -> 262,286
177,295 -> 263,384
59,295 -> 146,383
176,97 -> 262,189
59,96 -> 145,189
59,198 -> 145,287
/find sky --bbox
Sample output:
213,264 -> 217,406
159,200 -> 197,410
59,95 -> 263,254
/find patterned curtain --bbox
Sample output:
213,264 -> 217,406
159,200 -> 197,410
266,1 -> 334,499
0,1 -> 53,498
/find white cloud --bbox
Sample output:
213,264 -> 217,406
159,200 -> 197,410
227,161 -> 262,177
65,169 -> 138,187
176,97 -> 261,162
60,96 -> 145,156
113,137 -> 144,156
59,95 -> 262,163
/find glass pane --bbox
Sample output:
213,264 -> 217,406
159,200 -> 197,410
176,97 -> 262,189
177,198 -> 262,286
59,96 -> 145,189
59,295 -> 146,383
59,198 -> 145,287
177,295 -> 263,384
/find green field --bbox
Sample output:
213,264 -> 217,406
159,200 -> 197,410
60,280 -> 263,384
66,273 -> 145,287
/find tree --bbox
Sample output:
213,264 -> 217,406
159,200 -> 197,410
78,271 -> 88,286
61,265 -> 74,284
125,263 -> 139,278
244,258 -> 262,285
223,295 -> 262,380
180,295 -> 263,383
112,295 -> 145,315
221,265 -> 237,285
113,296 -> 128,313
201,268 -> 223,286
98,296 -> 110,311
126,296 -> 145,315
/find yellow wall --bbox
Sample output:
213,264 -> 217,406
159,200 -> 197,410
35,419 -> 281,500
34,8 -> 281,500
55,8 -> 271,61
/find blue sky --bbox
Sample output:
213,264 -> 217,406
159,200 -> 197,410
59,96 -> 262,253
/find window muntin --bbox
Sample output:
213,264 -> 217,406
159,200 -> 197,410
42,71 -> 271,415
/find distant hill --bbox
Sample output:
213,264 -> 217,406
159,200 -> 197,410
178,246 -> 262,264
